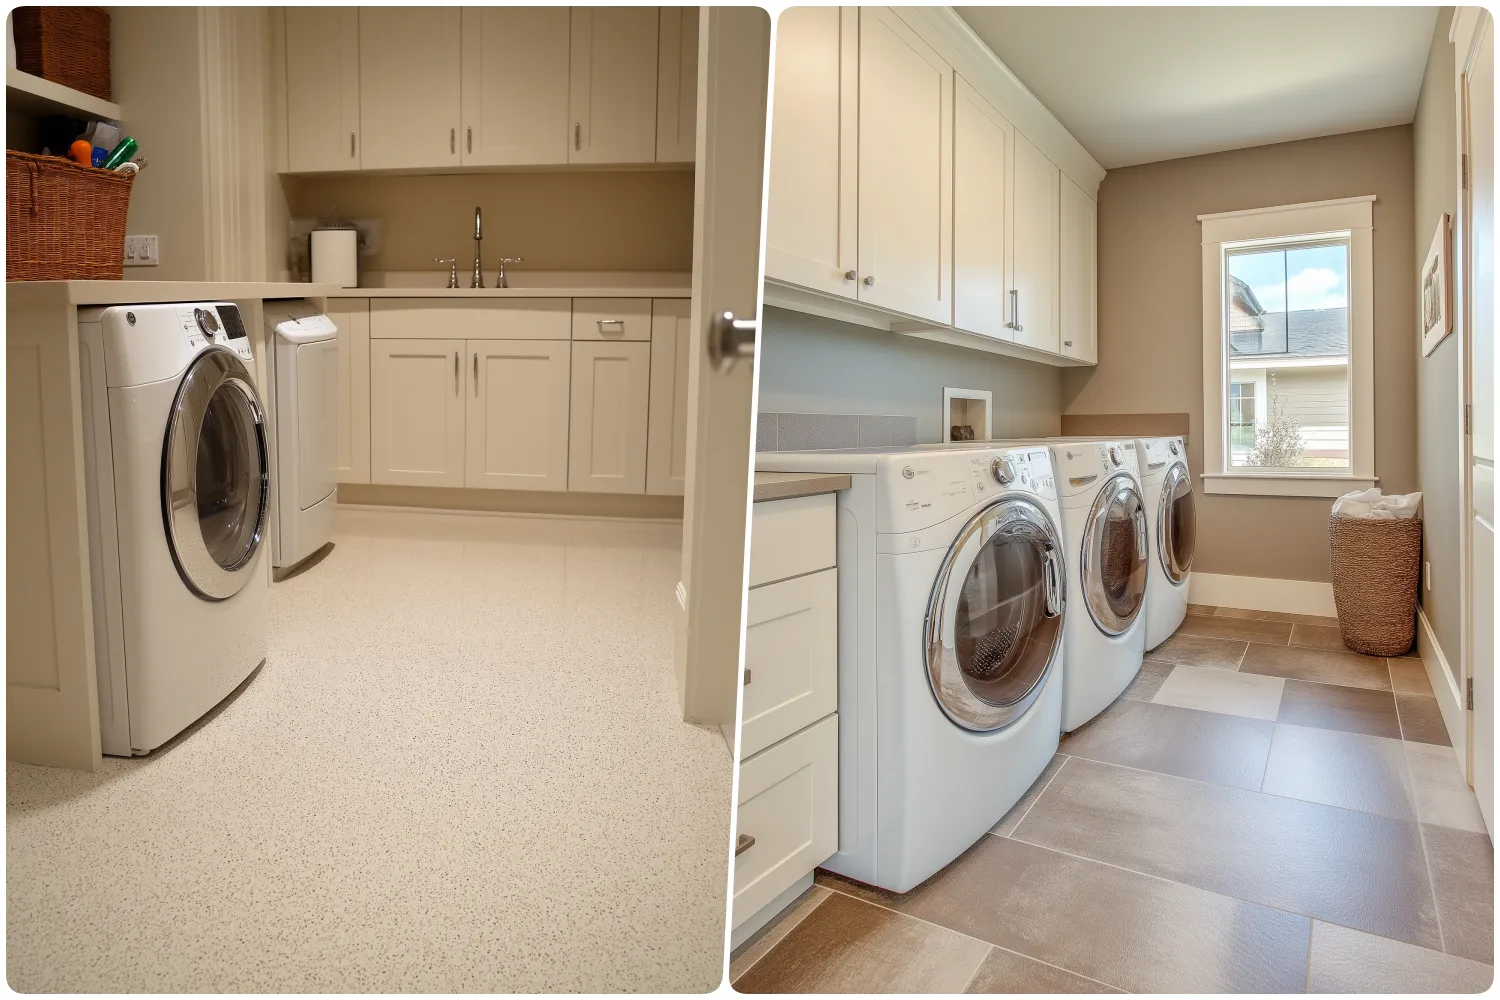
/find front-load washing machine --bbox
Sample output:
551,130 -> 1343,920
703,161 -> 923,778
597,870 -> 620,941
79,302 -> 270,756
1136,436 -> 1196,650
757,444 -> 1066,892
263,301 -> 339,570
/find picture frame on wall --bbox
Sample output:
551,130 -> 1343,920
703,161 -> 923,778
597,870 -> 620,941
1421,212 -> 1451,357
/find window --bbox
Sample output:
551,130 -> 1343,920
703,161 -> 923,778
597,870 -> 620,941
1199,197 -> 1375,497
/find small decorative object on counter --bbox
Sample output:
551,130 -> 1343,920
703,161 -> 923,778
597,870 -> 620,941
1328,489 -> 1423,656
100,136 -> 138,172
310,206 -> 360,288
6,149 -> 136,280
11,7 -> 112,102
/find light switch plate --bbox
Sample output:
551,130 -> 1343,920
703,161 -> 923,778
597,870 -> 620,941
124,235 -> 158,266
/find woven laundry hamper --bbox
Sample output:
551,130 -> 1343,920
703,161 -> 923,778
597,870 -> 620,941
1328,512 -> 1422,656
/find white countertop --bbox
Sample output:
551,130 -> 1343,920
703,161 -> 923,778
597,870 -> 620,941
337,286 -> 691,299
7,280 -> 347,308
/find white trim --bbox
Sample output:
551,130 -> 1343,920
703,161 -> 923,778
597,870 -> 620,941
332,502 -> 682,527
1201,473 -> 1376,498
1418,607 -> 1469,775
1197,194 -> 1376,224
1228,355 -> 1347,371
1188,572 -> 1337,617
730,872 -> 815,950
676,580 -> 688,612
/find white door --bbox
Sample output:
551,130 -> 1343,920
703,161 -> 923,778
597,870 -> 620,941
328,299 -> 370,484
370,339 -> 466,487
568,6 -> 659,165
460,7 -> 570,167
655,6 -> 699,163
857,7 -> 953,325
466,340 -> 570,492
284,7 -> 360,172
952,74 -> 1012,342
1012,131 -> 1061,354
1060,174 -> 1098,364
358,7 -> 462,170
646,299 -> 691,496
568,341 -> 651,493
676,7 -> 768,726
763,5 -> 858,298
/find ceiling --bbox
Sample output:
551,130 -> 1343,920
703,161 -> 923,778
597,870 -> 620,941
955,7 -> 1439,170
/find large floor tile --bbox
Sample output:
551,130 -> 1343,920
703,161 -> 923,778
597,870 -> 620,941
839,836 -> 1310,993
1290,623 -> 1356,651
1406,743 -> 1488,833
1142,633 -> 1248,670
1260,724 -> 1414,820
1175,614 -> 1294,645
1059,698 -> 1273,791
1186,603 -> 1217,616
1396,694 -> 1453,746
963,946 -> 1122,994
1120,659 -> 1174,702
1306,921 -> 1493,993
731,890 -> 989,994
1242,643 -> 1394,691
1214,607 -> 1340,627
1013,757 -> 1442,949
990,755 -> 1067,837
730,885 -> 831,983
1152,663 -> 1284,721
1389,657 -> 1436,696
1423,824 -> 1495,964
1277,679 -> 1402,739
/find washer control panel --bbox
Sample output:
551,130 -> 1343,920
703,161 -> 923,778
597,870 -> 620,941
172,303 -> 254,363
1054,440 -> 1139,498
878,447 -> 1056,535
1138,436 -> 1184,480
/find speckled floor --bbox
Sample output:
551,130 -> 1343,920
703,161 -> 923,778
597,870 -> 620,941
8,509 -> 731,993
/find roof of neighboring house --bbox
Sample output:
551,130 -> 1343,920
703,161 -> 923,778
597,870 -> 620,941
1229,276 -> 1265,325
1230,307 -> 1349,359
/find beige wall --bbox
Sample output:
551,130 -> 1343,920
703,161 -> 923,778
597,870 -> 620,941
1064,125 -> 1417,583
759,307 -> 1063,444
288,170 -> 696,274
1414,9 -> 1462,665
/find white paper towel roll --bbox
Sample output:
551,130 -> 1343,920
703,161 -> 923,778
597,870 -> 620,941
311,228 -> 358,288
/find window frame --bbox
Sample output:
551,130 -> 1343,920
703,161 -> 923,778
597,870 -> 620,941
1198,196 -> 1376,498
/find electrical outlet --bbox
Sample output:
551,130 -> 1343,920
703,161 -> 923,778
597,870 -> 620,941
124,235 -> 159,266
1425,560 -> 1432,592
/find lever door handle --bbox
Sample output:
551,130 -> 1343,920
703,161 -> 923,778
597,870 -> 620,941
708,310 -> 757,372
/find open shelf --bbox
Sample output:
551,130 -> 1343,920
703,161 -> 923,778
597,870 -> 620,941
6,68 -> 119,121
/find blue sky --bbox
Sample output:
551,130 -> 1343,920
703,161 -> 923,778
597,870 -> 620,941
1228,244 -> 1348,313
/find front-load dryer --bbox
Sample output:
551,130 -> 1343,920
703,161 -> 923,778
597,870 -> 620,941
264,301 -> 338,570
1136,436 -> 1196,650
757,444 -> 1066,892
78,302 -> 270,756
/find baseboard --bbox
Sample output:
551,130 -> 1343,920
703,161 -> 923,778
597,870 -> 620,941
1417,608 -> 1468,774
1188,572 -> 1337,617
336,483 -> 684,522
730,871 -> 815,952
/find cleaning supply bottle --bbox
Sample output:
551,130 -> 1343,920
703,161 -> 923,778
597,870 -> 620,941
101,136 -> 138,171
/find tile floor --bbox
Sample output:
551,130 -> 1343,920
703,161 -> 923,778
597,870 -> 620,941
7,509 -> 730,992
731,605 -> 1494,994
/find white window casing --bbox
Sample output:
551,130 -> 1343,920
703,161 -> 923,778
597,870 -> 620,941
1199,195 -> 1377,498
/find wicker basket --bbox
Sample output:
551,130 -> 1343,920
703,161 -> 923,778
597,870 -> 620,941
6,151 -> 134,281
11,7 -> 112,102
1329,512 -> 1423,656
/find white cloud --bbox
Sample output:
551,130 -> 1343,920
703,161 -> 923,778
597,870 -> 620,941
1251,267 -> 1347,312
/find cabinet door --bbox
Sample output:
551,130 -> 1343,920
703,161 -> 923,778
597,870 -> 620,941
327,299 -> 370,484
460,7 -> 570,166
741,568 -> 837,759
568,7 -> 659,165
953,75 -> 1013,342
645,300 -> 690,496
1060,174 -> 1098,364
359,7 -> 462,170
857,8 -> 953,325
465,340 -> 570,491
285,8 -> 361,172
370,339 -> 466,487
655,6 -> 699,163
764,6 -> 858,298
1012,132 -> 1061,354
568,340 -> 650,493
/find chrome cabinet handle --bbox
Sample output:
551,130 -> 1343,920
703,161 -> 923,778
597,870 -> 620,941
862,275 -> 875,286
597,319 -> 626,333
454,352 -> 459,394
708,310 -> 757,372
743,669 -> 752,686
466,127 -> 472,153
450,127 -> 456,154
574,122 -> 581,151
350,131 -> 356,158
736,833 -> 755,856
473,352 -> 478,395
843,269 -> 856,281
1008,290 -> 1023,332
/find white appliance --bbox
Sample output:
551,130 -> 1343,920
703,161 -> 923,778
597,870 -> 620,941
1135,436 -> 1196,650
757,444 -> 1066,892
78,302 -> 270,756
264,301 -> 338,570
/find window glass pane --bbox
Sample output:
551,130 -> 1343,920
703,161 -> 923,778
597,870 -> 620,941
1224,240 -> 1350,471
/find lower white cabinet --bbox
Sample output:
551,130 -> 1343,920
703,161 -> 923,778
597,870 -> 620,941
742,568 -> 837,758
370,338 -> 466,487
646,299 -> 691,496
328,299 -> 370,484
465,340 -> 571,491
569,340 -> 651,493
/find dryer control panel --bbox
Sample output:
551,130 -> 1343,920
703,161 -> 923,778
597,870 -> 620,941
876,447 -> 1057,535
1136,436 -> 1185,483
1052,440 -> 1140,499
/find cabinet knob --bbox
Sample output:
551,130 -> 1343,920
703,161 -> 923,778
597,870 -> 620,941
1064,340 -> 1073,347
862,275 -> 875,286
843,269 -> 856,281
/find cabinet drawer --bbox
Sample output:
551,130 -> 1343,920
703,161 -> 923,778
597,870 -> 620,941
734,714 -> 838,928
749,493 -> 836,587
571,298 -> 651,341
370,299 -> 571,340
742,568 -> 837,759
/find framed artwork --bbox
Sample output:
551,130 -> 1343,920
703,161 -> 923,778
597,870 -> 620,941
1421,213 -> 1451,357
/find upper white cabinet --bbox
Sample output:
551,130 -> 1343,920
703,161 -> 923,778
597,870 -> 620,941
568,7 -> 660,165
1060,175 -> 1098,364
1011,132 -> 1060,355
655,7 -> 699,163
285,8 -> 361,172
466,340 -> 572,491
358,7 -> 462,171
646,299 -> 691,496
764,6 -> 858,298
953,75 -> 1012,342
461,8 -> 571,167
370,338 -> 467,487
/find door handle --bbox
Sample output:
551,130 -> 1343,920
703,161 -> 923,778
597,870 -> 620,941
473,352 -> 478,395
735,833 -> 755,856
466,127 -> 472,154
1043,546 -> 1063,617
454,351 -> 459,395
708,310 -> 757,373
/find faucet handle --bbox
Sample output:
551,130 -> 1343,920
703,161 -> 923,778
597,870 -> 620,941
433,257 -> 459,289
494,256 -> 524,289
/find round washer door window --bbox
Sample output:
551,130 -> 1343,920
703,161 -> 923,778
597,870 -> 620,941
1158,463 -> 1196,584
925,497 -> 1066,732
161,347 -> 269,601
1082,474 -> 1148,635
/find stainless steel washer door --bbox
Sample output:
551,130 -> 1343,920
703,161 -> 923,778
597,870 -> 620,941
924,497 -> 1066,732
1081,474 -> 1148,635
1157,462 -> 1196,584
161,346 -> 270,600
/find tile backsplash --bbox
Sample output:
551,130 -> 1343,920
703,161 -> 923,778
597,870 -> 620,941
756,412 -> 918,452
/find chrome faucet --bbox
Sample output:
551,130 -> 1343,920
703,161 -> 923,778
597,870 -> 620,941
432,257 -> 458,288
470,207 -> 484,288
494,256 -> 524,289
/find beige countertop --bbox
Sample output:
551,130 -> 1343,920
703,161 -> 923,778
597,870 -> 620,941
333,286 -> 691,299
6,280 -> 346,307
753,471 -> 853,503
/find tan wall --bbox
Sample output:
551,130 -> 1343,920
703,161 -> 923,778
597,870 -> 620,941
1064,125 -> 1417,583
288,170 -> 696,274
1414,9 -> 1462,665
